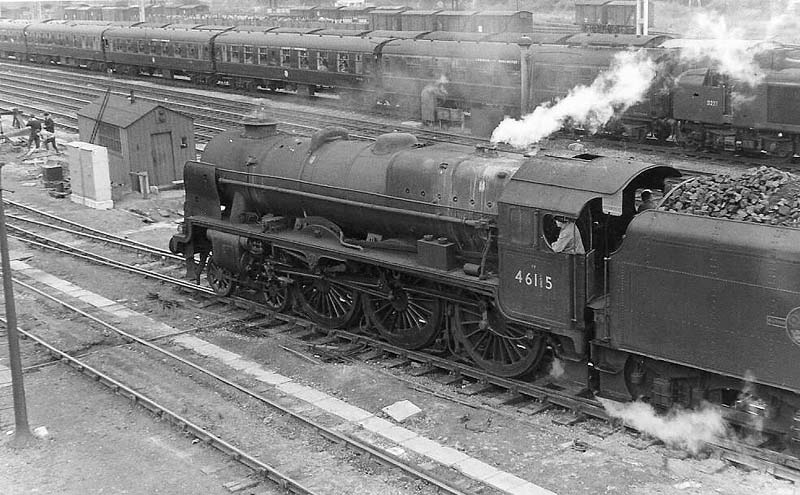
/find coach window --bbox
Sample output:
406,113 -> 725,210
137,40 -> 145,53
257,47 -> 268,64
266,49 -> 277,66
188,43 -> 199,60
175,43 -> 184,58
164,42 -> 173,57
280,48 -> 291,67
244,45 -> 254,64
355,53 -> 363,73
151,41 -> 160,56
297,49 -> 309,69
317,52 -> 329,71
337,53 -> 349,72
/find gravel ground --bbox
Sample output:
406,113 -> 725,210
0,113 -> 798,495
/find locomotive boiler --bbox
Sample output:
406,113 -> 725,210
199,117 -> 521,255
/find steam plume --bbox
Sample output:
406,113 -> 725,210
679,13 -> 770,86
491,50 -> 657,149
600,398 -> 727,455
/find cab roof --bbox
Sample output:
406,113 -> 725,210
500,153 -> 679,216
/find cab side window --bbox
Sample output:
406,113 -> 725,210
541,214 -> 560,248
500,205 -> 536,247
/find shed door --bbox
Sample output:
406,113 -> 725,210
151,131 -> 174,186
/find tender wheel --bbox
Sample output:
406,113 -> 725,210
453,300 -> 546,377
362,279 -> 442,349
261,279 -> 290,312
206,259 -> 234,296
295,276 -> 360,328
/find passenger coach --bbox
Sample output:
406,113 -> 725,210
212,30 -> 390,96
104,26 -> 220,81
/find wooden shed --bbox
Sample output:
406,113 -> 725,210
77,95 -> 195,190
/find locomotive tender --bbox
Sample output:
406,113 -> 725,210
170,118 -> 800,446
3,19 -> 800,155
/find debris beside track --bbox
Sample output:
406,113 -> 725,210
661,166 -> 800,226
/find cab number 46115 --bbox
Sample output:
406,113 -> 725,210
514,270 -> 553,290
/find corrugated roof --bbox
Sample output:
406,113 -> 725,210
77,95 -> 160,128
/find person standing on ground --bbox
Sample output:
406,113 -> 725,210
26,115 -> 41,151
42,112 -> 59,153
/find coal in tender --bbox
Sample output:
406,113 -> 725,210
660,166 -> 800,227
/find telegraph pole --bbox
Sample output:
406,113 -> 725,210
0,163 -> 33,447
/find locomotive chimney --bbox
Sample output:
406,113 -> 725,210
240,112 -> 278,139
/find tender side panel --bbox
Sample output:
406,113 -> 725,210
608,211 -> 800,393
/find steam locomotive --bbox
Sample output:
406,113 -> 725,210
170,117 -> 800,448
1,20 -> 800,155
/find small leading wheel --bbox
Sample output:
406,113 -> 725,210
362,282 -> 442,349
453,300 -> 546,377
295,276 -> 361,328
206,259 -> 234,296
260,278 -> 290,312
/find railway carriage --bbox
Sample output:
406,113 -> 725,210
379,39 -> 523,122
369,7 -> 410,31
6,19 -> 800,155
398,10 -> 441,32
473,11 -> 534,34
212,31 -> 389,96
104,26 -> 219,81
24,21 -> 109,70
433,11 -> 479,33
0,21 -> 30,61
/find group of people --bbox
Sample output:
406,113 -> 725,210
25,113 -> 59,153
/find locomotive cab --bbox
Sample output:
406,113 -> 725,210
496,153 -> 679,372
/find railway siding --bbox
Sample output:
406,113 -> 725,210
9,257 -> 555,495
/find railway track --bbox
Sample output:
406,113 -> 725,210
7,198 -> 800,487
4,200 -> 506,495
3,299 -> 316,495
2,61 -> 799,179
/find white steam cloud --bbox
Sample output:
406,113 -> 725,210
600,398 -> 728,455
678,13 -> 770,86
549,358 -> 565,379
491,50 -> 657,149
